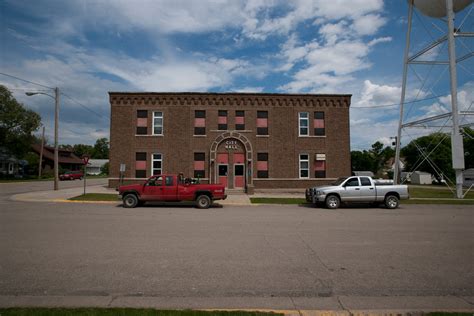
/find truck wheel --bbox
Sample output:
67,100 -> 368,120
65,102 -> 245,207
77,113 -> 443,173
123,194 -> 138,208
384,195 -> 399,209
325,195 -> 340,209
196,195 -> 211,209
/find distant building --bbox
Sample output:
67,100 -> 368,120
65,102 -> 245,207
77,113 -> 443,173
464,168 -> 474,187
31,144 -> 83,173
411,171 -> 432,185
0,147 -> 21,177
86,159 -> 109,175
352,171 -> 374,177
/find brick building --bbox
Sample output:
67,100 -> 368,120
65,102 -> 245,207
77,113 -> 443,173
109,92 -> 351,193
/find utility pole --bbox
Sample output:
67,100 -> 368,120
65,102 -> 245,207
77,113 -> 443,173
38,126 -> 45,179
446,0 -> 465,199
54,87 -> 60,191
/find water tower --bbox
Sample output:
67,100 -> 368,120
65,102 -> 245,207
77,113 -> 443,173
394,0 -> 473,198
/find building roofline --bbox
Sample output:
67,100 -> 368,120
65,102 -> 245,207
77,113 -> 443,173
108,91 -> 352,98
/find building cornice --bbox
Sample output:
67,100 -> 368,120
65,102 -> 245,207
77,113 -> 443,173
109,92 -> 351,108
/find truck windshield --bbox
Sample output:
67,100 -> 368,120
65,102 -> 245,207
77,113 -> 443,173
331,177 -> 347,185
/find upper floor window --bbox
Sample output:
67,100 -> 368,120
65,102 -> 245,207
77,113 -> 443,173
314,112 -> 325,136
137,110 -> 148,135
194,110 -> 206,135
299,154 -> 309,178
218,110 -> 227,131
257,111 -> 268,135
235,110 -> 245,130
299,112 -> 309,136
153,111 -> 163,135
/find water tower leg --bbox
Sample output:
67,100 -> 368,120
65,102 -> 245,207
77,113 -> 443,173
446,0 -> 465,199
394,0 -> 414,184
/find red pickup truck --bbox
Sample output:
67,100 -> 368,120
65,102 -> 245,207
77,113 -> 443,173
118,174 -> 227,209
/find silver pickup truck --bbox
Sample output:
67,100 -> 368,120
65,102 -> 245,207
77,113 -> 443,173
305,176 -> 409,209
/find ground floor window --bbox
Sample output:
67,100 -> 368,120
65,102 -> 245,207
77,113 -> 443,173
135,152 -> 147,178
299,154 -> 309,178
257,153 -> 268,178
315,153 -> 326,178
194,152 -> 205,178
152,153 -> 162,176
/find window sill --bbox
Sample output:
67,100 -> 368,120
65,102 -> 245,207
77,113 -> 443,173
193,135 -> 207,137
135,134 -> 164,137
256,135 -> 269,137
298,135 -> 326,138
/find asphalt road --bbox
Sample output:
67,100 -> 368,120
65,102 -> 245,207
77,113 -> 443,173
0,181 -> 473,309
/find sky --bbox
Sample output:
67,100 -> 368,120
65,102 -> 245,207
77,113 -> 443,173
0,0 -> 472,149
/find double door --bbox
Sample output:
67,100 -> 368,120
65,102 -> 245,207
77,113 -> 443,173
217,153 -> 245,189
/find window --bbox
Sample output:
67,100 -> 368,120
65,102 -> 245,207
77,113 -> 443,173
299,112 -> 309,136
136,110 -> 148,135
299,154 -> 309,178
315,153 -> 326,178
165,176 -> 174,186
194,110 -> 206,135
345,178 -> 360,187
218,110 -> 227,130
135,152 -> 147,178
314,112 -> 325,136
257,111 -> 268,135
153,112 -> 163,135
152,153 -> 162,176
360,177 -> 371,186
257,153 -> 269,178
235,110 -> 245,130
194,152 -> 205,178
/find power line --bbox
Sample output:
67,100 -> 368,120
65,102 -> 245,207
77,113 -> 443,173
60,91 -> 109,121
352,94 -> 444,109
0,72 -> 54,89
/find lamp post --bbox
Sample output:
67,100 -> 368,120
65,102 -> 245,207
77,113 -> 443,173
26,87 -> 60,191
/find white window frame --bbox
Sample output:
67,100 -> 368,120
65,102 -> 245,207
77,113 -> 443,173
298,112 -> 309,136
152,111 -> 163,135
151,153 -> 162,176
299,154 -> 309,179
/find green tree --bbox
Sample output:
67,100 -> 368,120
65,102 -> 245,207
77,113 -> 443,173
100,162 -> 109,175
72,144 -> 94,158
92,137 -> 109,159
462,127 -> 474,169
401,132 -> 453,181
0,85 -> 41,158
351,150 -> 375,171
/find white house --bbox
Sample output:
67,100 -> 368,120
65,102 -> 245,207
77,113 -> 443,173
86,159 -> 108,175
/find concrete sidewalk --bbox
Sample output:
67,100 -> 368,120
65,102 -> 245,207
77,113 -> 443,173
10,184 -> 253,206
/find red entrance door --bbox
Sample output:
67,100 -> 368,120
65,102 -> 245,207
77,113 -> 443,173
233,153 -> 245,189
217,153 -> 229,187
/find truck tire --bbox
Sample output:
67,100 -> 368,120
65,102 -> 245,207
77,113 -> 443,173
196,195 -> 211,209
123,194 -> 139,208
325,195 -> 340,209
384,195 -> 399,209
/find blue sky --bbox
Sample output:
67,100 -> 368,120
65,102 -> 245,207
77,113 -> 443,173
0,0 -> 472,149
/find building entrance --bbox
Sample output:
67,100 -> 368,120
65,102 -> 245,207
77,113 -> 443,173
216,139 -> 246,189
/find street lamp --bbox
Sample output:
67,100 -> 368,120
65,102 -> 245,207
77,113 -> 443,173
26,87 -> 60,191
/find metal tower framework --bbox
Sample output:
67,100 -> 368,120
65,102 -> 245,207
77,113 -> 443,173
394,0 -> 473,198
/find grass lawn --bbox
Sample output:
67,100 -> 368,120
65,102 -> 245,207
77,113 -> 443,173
69,193 -> 120,201
250,186 -> 474,205
250,197 -> 307,204
0,309 -> 282,316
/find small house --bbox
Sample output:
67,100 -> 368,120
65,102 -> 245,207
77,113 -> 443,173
411,171 -> 432,185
